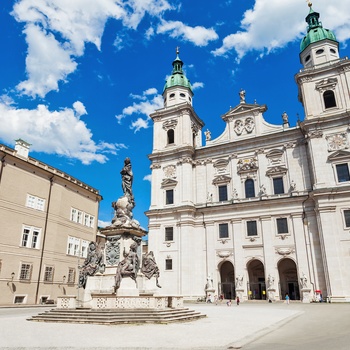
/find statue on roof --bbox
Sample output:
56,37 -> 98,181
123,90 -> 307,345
239,89 -> 246,103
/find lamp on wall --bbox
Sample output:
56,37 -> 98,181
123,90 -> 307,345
7,272 -> 15,292
59,275 -> 66,288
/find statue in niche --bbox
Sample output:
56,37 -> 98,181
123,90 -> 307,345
78,241 -> 105,289
300,273 -> 308,289
141,251 -> 161,288
239,89 -> 246,103
232,188 -> 238,199
267,274 -> 275,289
204,129 -> 211,141
114,242 -> 140,292
235,275 -> 243,288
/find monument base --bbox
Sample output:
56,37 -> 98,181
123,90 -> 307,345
301,288 -> 312,303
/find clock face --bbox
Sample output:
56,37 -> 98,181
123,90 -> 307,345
164,165 -> 176,178
328,133 -> 347,151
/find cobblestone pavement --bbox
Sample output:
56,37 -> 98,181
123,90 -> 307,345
0,302 -> 349,349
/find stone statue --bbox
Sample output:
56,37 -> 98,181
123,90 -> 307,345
204,129 -> 211,141
300,273 -> 308,289
282,112 -> 289,124
239,89 -> 246,103
78,241 -> 105,289
121,157 -> 133,200
141,251 -> 161,288
267,274 -> 275,289
205,275 -> 214,290
232,188 -> 238,199
290,180 -> 297,191
260,184 -> 267,196
236,275 -> 243,288
114,242 -> 140,291
207,192 -> 213,202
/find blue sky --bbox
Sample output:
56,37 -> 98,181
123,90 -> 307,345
1,0 -> 350,230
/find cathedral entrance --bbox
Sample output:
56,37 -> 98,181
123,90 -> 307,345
278,258 -> 300,300
247,259 -> 266,300
218,261 -> 235,300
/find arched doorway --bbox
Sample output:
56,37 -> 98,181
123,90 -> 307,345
247,259 -> 266,300
278,258 -> 300,300
219,261 -> 235,299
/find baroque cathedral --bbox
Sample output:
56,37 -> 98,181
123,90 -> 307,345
146,4 -> 350,302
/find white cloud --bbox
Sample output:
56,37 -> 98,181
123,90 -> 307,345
0,101 -> 126,164
98,220 -> 111,228
192,82 -> 204,90
116,88 -> 164,132
212,0 -> 350,60
143,174 -> 152,182
11,0 -> 174,98
157,20 -> 219,46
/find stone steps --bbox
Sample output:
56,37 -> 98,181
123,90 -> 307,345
28,307 -> 206,324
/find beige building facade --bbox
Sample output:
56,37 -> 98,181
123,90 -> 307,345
0,140 -> 102,305
146,6 -> 350,302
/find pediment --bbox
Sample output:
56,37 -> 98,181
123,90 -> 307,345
266,166 -> 288,176
221,103 -> 267,121
212,175 -> 232,185
161,178 -> 178,188
328,150 -> 350,162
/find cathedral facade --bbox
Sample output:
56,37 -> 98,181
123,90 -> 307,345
146,5 -> 350,302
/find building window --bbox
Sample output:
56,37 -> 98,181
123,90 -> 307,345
343,210 -> 350,228
19,263 -> 32,281
166,189 -> 174,205
165,227 -> 174,241
247,221 -> 258,236
71,208 -> 94,227
276,218 -> 289,234
245,179 -> 255,198
324,90 -> 336,109
336,164 -> 350,182
219,223 -> 229,239
26,194 -> 45,211
273,177 -> 284,194
67,268 -> 76,284
167,129 -> 175,144
218,185 -> 228,201
44,266 -> 54,282
165,259 -> 173,270
14,296 -> 26,304
67,237 -> 88,257
21,226 -> 41,249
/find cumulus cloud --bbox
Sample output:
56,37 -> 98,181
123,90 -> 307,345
143,174 -> 152,182
212,0 -> 350,60
11,0 -> 174,98
192,82 -> 204,90
157,19 -> 218,46
116,88 -> 164,132
0,100 -> 126,164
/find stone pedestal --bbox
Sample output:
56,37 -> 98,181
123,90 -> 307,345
301,288 -> 312,303
236,289 -> 244,302
267,288 -> 276,302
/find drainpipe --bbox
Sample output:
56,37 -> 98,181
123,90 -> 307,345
35,176 -> 54,304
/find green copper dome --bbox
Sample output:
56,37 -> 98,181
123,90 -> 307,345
300,5 -> 337,52
163,50 -> 192,93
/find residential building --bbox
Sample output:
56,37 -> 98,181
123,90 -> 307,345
0,140 -> 102,305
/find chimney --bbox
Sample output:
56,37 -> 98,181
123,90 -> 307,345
15,139 -> 31,159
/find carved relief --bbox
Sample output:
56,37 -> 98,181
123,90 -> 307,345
307,130 -> 323,139
191,122 -> 199,135
266,150 -> 284,166
245,117 -> 255,133
234,120 -> 244,135
105,236 -> 121,266
237,157 -> 258,173
315,77 -> 338,93
163,165 -> 176,178
326,133 -> 348,151
150,162 -> 161,169
162,119 -> 178,131
217,250 -> 232,258
275,247 -> 295,256
214,159 -> 229,175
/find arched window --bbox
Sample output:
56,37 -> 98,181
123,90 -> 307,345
245,179 -> 255,198
167,129 -> 174,144
323,90 -> 336,109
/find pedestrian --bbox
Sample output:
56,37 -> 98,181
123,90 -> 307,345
227,299 -> 232,306
236,296 -> 240,306
214,295 -> 218,305
285,293 -> 290,304
206,294 -> 212,303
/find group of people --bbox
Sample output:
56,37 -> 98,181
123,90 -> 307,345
206,294 -> 240,306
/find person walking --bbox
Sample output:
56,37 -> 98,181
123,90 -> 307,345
285,293 -> 290,304
236,296 -> 240,306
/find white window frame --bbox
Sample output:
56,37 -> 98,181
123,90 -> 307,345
67,237 -> 89,257
19,263 -> 32,281
275,217 -> 290,235
71,208 -> 94,227
67,268 -> 76,284
218,222 -> 230,240
44,266 -> 54,282
26,194 -> 45,211
334,162 -> 350,184
20,225 -> 41,249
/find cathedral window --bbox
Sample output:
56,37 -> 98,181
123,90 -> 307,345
165,189 -> 174,204
323,90 -> 336,109
218,185 -> 228,201
246,221 -> 258,236
165,259 -> 173,270
273,177 -> 285,194
167,129 -> 175,144
276,218 -> 289,234
219,223 -> 229,239
245,179 -> 255,198
165,227 -> 174,241
336,164 -> 350,182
